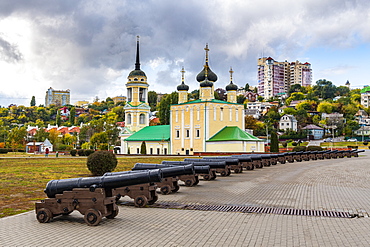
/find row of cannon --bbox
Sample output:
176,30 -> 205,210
35,149 -> 364,225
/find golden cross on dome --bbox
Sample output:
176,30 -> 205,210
180,67 -> 185,83
229,67 -> 234,82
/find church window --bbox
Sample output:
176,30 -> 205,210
134,78 -> 138,81
150,148 -> 153,154
157,148 -> 160,154
196,129 -> 200,137
164,148 -> 167,155
220,107 -> 224,121
136,148 -> 140,154
141,79 -> 144,81
139,114 -> 145,124
176,130 -> 180,138
186,129 -> 190,138
127,114 -> 132,124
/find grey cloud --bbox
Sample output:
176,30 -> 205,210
0,35 -> 23,62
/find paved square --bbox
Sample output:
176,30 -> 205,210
1,151 -> 369,246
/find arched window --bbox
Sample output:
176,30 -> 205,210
139,114 -> 145,124
127,114 -> 132,124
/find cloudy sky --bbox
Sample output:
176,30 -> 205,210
1,0 -> 370,107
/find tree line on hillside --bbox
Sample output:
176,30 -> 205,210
0,79 -> 367,151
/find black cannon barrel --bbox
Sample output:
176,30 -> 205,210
162,160 -> 227,169
204,156 -> 242,165
103,169 -> 164,179
183,158 -> 229,167
230,155 -> 253,162
133,163 -> 195,177
236,154 -> 263,161
44,169 -> 163,198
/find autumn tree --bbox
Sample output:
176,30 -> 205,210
245,116 -> 258,130
158,92 -> 178,125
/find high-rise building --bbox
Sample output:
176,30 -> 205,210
257,57 -> 312,99
45,87 -> 70,107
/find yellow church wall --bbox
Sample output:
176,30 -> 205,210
170,101 -> 245,155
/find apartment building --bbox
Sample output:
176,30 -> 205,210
45,87 -> 70,107
257,57 -> 312,99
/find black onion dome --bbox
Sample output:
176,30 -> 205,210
226,81 -> 238,91
177,82 -> 189,91
200,78 -> 213,87
128,69 -> 147,78
196,67 -> 218,82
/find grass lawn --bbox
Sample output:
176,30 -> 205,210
0,156 -> 184,218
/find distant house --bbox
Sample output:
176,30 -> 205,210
245,109 -> 261,119
302,124 -> 324,140
354,126 -> 370,136
279,114 -> 298,131
26,138 -> 53,153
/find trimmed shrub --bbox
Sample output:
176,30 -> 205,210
84,149 -> 95,156
77,149 -> 85,156
363,141 -> 368,146
292,146 -> 306,152
70,149 -> 77,156
87,150 -> 117,176
270,132 -> 279,153
140,141 -> 147,154
306,146 -> 323,151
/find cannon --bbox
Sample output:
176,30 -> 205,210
351,149 -> 365,157
162,160 -> 221,181
269,154 -> 279,165
133,163 -> 207,187
183,158 -> 231,176
275,153 -> 286,164
103,170 -> 164,207
36,170 -> 162,226
234,154 -> 264,168
132,164 -> 195,195
200,157 -> 244,173
280,152 -> 295,163
257,154 -> 274,166
308,151 -> 318,160
301,151 -> 310,161
291,152 -> 303,162
209,155 -> 255,170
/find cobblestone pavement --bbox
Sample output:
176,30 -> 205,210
1,151 -> 370,246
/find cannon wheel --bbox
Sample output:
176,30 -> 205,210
147,195 -> 158,205
106,208 -> 119,219
234,168 -> 240,173
172,185 -> 180,193
185,179 -> 194,187
194,176 -> 200,185
134,196 -> 148,207
36,208 -> 53,223
203,174 -> 211,181
84,209 -> 102,226
160,185 -> 171,195
220,171 -> 227,176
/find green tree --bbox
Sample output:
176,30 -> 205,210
7,126 -> 27,150
148,91 -> 158,111
140,141 -> 147,154
245,116 -> 258,130
189,90 -> 199,100
313,79 -> 336,99
90,132 -> 108,150
237,95 -> 246,104
285,92 -> 305,106
30,96 -> 36,107
158,92 -> 178,125
270,131 -> 279,152
69,107 -> 76,125
34,128 -> 49,142
317,101 -> 333,114
245,83 -> 251,91
56,112 -> 62,126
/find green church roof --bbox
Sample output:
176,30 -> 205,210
125,125 -> 170,141
206,126 -> 263,142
